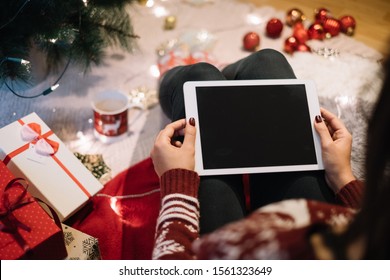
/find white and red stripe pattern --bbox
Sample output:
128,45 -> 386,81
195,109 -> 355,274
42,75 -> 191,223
152,169 -> 200,260
157,193 -> 200,229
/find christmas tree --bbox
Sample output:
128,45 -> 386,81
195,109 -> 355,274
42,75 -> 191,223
0,0 -> 138,87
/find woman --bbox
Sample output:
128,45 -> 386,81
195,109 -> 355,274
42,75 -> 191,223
150,48 -> 387,259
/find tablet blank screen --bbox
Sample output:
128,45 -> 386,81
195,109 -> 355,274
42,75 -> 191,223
195,84 -> 318,170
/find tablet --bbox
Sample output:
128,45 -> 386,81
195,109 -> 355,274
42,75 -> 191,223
183,79 -> 324,176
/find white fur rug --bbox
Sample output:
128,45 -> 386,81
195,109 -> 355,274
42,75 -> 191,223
0,0 -> 384,179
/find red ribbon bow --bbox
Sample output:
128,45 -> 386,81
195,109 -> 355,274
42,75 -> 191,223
20,123 -> 59,156
0,178 -> 35,254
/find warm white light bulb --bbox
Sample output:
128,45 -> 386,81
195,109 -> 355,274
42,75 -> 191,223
149,64 -> 160,78
51,84 -> 60,91
146,0 -> 155,8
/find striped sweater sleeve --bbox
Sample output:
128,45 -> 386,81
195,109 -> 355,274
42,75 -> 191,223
152,169 -> 200,260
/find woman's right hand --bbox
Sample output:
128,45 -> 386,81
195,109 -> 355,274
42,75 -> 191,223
314,108 -> 356,194
151,118 -> 196,177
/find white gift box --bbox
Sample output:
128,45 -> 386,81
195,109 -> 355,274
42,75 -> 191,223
0,112 -> 103,221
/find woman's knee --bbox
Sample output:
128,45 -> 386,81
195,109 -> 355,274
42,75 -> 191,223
251,48 -> 289,64
181,62 -> 224,81
248,48 -> 296,79
160,63 -> 223,92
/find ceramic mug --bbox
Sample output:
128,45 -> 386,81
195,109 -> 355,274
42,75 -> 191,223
92,90 -> 129,143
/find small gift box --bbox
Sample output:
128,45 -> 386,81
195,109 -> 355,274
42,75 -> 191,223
158,50 -> 215,76
62,224 -> 101,260
0,113 -> 103,221
156,30 -> 217,77
0,161 -> 67,259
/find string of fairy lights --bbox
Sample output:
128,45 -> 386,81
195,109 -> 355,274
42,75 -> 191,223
0,0 -> 70,98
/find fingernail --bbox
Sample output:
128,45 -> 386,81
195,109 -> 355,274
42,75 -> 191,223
315,115 -> 323,123
189,117 -> 195,126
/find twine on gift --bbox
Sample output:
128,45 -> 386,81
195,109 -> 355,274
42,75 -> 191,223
2,119 -> 92,198
0,178 -> 34,255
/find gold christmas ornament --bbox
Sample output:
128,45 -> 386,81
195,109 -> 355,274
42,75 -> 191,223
164,16 -> 177,30
286,8 -> 306,27
137,0 -> 148,5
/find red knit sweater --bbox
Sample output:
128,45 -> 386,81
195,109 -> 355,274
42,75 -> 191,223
152,169 -> 364,260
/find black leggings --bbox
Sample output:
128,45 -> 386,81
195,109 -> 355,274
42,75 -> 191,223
159,49 -> 335,234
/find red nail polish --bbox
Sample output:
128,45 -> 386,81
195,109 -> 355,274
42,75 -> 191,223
189,117 -> 195,126
315,115 -> 323,123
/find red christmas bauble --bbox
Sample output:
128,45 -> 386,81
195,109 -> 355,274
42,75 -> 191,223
266,18 -> 284,38
243,32 -> 260,51
339,15 -> 356,36
296,43 -> 311,52
323,18 -> 341,38
284,36 -> 299,54
286,8 -> 306,27
293,22 -> 309,44
314,7 -> 332,24
308,23 -> 325,40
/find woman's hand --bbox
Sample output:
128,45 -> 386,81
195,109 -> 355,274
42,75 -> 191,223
151,118 -> 196,177
314,108 -> 356,193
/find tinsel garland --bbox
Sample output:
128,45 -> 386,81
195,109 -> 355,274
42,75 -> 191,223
0,0 -> 138,83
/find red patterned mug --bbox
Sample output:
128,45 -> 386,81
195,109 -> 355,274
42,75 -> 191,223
92,90 -> 129,143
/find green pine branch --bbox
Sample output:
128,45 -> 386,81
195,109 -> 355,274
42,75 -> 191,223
0,0 -> 138,83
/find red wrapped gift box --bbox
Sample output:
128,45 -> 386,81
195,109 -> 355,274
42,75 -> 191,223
0,161 -> 67,259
